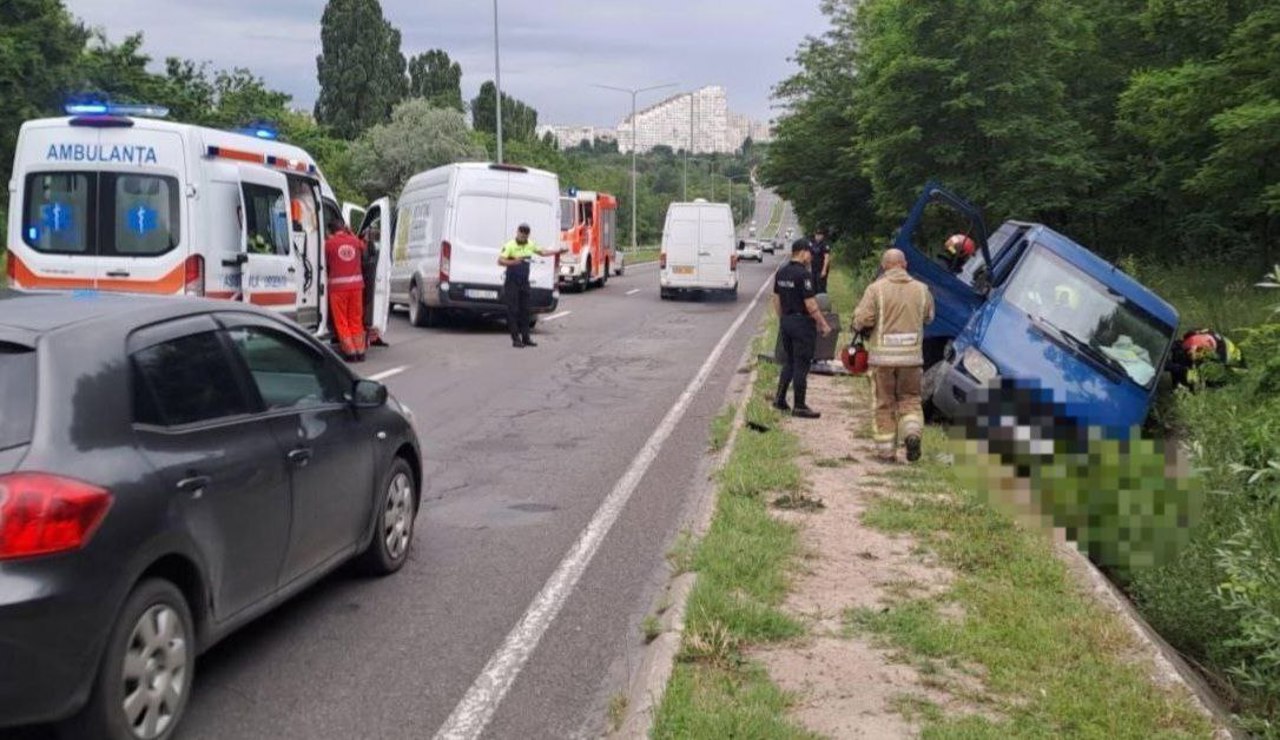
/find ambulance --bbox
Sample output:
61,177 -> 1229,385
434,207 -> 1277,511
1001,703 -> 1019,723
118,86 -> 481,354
557,190 -> 619,291
4,103 -> 391,337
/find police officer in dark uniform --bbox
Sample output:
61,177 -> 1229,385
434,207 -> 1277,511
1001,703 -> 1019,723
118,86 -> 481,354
774,239 -> 833,418
809,227 -> 832,295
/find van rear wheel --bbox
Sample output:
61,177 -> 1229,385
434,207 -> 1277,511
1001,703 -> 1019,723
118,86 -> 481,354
409,284 -> 430,328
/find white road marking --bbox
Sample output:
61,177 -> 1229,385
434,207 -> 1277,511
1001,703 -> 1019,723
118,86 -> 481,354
543,311 -> 572,322
433,271 -> 777,740
626,288 -> 641,296
369,366 -> 407,382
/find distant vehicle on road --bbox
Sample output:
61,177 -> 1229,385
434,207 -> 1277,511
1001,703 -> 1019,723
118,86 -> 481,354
5,103 -> 391,339
900,182 -> 1178,431
660,199 -> 738,300
761,238 -> 777,255
558,190 -> 619,291
0,292 -> 421,739
385,163 -> 561,328
737,239 -> 765,262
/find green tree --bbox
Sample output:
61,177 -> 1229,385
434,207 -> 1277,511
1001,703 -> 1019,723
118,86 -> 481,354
0,0 -> 89,195
471,81 -> 539,143
314,0 -> 407,139
407,49 -> 463,111
347,98 -> 484,199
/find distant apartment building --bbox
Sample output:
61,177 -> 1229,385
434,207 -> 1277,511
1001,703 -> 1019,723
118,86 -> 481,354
611,86 -> 772,155
536,125 -> 618,150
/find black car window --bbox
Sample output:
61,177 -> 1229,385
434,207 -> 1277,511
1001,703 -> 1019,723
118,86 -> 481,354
226,326 -> 346,410
132,332 -> 251,426
0,343 -> 37,450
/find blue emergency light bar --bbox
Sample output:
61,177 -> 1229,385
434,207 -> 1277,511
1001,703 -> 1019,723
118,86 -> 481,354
64,102 -> 170,119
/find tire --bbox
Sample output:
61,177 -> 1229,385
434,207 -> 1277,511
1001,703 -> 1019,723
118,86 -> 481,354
729,285 -> 739,300
922,362 -> 948,423
62,579 -> 195,740
600,262 -> 609,288
357,457 -> 418,576
408,283 -> 430,328
660,288 -> 673,301
584,259 -> 594,291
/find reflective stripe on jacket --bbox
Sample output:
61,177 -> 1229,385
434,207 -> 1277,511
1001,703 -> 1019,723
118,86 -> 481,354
853,268 -> 935,367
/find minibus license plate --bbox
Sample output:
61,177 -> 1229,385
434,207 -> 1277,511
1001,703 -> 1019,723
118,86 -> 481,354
673,265 -> 695,275
466,289 -> 499,300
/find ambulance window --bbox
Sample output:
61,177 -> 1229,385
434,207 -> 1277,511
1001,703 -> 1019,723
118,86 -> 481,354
241,184 -> 290,256
287,178 -> 319,234
104,174 -> 180,256
22,172 -> 93,254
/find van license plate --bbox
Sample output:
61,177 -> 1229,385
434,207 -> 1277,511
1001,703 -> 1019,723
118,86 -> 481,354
466,289 -> 499,300
673,265 -> 695,275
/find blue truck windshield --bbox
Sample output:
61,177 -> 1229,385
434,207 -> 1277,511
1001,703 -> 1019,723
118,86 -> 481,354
1004,246 -> 1174,388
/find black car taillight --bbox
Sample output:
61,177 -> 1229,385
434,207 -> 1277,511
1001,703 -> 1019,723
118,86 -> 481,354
0,473 -> 112,560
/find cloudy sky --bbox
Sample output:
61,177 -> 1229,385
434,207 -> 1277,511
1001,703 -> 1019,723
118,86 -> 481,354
63,0 -> 828,127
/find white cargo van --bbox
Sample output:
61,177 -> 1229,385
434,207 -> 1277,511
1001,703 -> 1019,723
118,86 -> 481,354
5,105 -> 390,337
382,163 -> 561,327
659,199 -> 738,300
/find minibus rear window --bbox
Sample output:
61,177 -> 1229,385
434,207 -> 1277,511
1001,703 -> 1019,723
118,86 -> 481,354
22,171 -> 180,257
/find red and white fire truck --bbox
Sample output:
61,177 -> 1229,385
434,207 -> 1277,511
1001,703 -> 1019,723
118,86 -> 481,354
558,190 -> 619,291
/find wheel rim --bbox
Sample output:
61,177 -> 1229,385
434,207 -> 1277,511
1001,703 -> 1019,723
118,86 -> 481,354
383,471 -> 414,560
121,604 -> 188,740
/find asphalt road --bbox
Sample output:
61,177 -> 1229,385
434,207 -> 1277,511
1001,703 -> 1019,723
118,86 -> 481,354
163,256 -> 777,738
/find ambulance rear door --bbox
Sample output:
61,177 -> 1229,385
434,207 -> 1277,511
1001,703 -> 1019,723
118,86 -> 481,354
237,165 -> 299,314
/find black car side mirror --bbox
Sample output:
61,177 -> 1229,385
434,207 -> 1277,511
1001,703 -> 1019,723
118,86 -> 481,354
351,379 -> 388,409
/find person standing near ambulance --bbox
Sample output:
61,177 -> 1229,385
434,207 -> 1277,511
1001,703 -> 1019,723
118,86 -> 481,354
325,216 -> 368,362
498,224 -> 561,348
854,248 -> 935,463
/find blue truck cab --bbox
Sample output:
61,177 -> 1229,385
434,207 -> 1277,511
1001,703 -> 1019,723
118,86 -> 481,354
897,182 -> 1179,433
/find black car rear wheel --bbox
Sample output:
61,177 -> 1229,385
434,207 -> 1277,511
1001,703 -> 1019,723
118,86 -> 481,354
63,579 -> 195,740
358,457 -> 418,576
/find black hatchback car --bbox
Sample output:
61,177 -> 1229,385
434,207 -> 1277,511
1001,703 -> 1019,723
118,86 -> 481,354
0,293 -> 422,739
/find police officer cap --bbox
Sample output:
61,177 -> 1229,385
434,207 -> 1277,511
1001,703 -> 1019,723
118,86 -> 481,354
517,223 -> 531,233
790,239 -> 811,254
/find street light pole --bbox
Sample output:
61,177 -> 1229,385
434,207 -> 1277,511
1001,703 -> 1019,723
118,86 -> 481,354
492,0 -> 503,164
593,82 -> 677,250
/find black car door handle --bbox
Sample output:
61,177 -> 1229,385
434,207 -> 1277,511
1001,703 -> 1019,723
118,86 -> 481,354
176,475 -> 211,493
287,448 -> 313,466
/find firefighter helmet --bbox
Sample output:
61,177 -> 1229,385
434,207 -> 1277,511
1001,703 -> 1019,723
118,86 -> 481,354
944,234 -> 976,257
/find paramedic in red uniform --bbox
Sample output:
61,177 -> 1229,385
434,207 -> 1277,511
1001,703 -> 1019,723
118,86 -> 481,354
325,216 -> 368,362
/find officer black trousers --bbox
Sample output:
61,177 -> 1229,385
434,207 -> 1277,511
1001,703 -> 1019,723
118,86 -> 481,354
812,266 -> 828,295
777,315 -> 817,408
505,279 -> 533,342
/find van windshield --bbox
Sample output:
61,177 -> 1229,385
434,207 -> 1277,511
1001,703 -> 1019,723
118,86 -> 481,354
1004,246 -> 1174,388
23,171 -> 181,256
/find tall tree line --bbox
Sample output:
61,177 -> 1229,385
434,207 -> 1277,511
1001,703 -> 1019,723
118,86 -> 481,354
763,0 -> 1280,267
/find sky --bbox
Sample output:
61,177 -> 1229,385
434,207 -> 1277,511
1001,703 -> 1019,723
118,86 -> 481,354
62,0 -> 829,128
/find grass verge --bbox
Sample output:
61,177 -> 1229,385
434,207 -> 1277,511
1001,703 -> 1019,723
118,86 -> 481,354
625,247 -> 660,266
847,419 -> 1215,738
652,326 -> 815,739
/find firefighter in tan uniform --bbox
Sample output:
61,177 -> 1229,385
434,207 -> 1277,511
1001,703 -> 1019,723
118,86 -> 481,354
853,249 -> 935,463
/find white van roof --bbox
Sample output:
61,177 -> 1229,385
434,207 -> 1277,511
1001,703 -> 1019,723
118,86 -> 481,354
400,162 -> 557,196
17,116 -> 337,203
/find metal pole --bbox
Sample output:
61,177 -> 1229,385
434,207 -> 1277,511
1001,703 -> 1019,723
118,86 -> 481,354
631,91 -> 638,250
493,0 -> 503,164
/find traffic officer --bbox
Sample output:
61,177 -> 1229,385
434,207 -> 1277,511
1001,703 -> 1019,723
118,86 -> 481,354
497,224 -> 561,348
854,248 -> 935,462
324,215 -> 368,362
773,239 -> 833,418
809,227 -> 832,294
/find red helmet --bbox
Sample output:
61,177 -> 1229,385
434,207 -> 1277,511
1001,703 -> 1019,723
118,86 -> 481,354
841,344 -> 870,375
1182,332 -> 1218,360
945,234 -> 976,257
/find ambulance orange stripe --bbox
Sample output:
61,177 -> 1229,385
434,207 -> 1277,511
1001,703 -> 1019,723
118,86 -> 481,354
8,253 -> 185,294
249,292 -> 297,306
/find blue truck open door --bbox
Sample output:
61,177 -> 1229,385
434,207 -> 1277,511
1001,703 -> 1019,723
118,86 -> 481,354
892,181 -> 992,348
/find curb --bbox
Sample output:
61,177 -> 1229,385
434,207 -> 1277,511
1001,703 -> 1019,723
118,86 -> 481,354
609,333 -> 763,739
1054,543 -> 1241,738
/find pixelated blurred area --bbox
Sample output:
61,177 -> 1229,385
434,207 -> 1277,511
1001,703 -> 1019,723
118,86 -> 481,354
949,379 -> 1203,576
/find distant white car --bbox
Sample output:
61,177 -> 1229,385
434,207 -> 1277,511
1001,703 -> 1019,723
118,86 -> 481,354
737,239 -> 764,262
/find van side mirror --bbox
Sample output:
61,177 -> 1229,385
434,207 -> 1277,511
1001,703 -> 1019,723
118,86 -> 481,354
351,379 -> 388,409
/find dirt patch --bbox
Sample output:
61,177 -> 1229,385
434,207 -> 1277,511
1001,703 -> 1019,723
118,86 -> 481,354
753,374 -> 980,738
